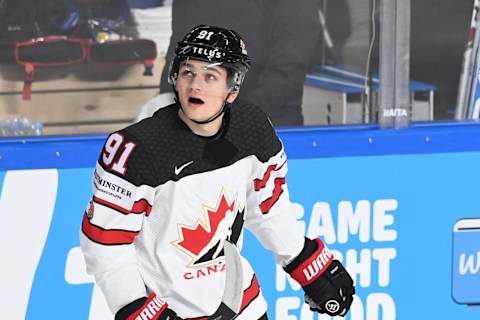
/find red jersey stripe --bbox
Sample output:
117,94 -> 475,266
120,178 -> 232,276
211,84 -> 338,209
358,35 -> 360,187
131,199 -> 153,216
81,214 -> 139,245
254,164 -> 276,191
239,274 -> 260,313
93,196 -> 152,215
259,177 -> 286,214
254,161 -> 286,191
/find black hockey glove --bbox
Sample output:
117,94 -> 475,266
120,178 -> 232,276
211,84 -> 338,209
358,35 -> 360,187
284,238 -> 355,317
115,293 -> 182,320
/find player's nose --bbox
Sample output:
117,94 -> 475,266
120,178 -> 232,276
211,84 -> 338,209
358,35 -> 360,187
188,74 -> 204,92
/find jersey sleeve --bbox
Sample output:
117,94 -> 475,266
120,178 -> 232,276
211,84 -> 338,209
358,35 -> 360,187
80,130 -> 157,314
244,119 -> 305,267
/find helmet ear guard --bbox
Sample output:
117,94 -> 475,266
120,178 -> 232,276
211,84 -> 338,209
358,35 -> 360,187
225,67 -> 246,92
167,57 -> 180,88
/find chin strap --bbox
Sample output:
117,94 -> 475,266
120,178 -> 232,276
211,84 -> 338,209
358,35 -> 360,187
173,89 -> 233,125
190,100 -> 230,124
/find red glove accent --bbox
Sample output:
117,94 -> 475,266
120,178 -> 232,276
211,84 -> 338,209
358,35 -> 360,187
289,239 -> 334,286
127,293 -> 168,320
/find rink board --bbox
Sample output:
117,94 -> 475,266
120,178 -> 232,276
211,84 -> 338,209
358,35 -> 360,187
1,122 -> 480,319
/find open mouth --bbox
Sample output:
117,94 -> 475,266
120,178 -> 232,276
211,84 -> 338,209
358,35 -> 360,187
188,97 -> 204,105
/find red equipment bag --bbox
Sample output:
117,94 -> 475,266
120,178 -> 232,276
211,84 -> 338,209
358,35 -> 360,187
14,36 -> 86,99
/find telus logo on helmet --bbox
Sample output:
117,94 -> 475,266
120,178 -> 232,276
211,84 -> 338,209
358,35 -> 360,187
191,46 -> 222,59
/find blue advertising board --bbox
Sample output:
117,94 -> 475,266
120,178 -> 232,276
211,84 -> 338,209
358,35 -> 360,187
1,122 -> 480,319
452,219 -> 480,305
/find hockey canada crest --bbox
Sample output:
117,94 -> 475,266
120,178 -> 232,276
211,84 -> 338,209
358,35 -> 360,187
172,190 -> 244,267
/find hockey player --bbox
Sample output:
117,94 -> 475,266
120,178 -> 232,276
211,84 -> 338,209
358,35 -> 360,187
80,25 -> 355,320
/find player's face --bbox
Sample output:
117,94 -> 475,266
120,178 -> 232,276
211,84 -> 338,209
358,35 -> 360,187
176,59 -> 238,123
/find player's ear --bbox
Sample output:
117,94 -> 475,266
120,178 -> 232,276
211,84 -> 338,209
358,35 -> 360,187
226,90 -> 239,103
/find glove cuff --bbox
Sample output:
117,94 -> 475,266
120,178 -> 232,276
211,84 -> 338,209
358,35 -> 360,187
285,238 -> 333,286
116,297 -> 147,320
117,293 -> 168,320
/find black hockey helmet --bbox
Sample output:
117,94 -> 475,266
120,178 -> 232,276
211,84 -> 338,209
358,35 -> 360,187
168,25 -> 251,92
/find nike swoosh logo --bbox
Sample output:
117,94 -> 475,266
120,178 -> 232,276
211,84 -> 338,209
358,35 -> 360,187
174,160 -> 194,175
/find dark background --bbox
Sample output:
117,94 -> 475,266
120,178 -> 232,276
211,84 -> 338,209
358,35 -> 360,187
329,0 -> 472,120
410,0 -> 472,119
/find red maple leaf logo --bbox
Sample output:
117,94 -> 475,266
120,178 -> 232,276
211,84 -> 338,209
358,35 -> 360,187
173,191 -> 236,265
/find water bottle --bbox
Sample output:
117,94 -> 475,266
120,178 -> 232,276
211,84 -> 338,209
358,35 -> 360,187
0,117 -> 44,137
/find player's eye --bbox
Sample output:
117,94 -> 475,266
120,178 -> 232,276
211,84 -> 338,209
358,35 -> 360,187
205,73 -> 218,81
181,69 -> 194,77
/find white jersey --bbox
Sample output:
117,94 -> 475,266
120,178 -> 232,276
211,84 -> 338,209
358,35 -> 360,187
80,101 -> 305,319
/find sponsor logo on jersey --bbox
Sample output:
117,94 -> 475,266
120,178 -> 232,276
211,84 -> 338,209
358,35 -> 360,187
93,169 -> 132,199
174,160 -> 194,176
172,190 -> 241,268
